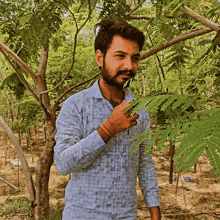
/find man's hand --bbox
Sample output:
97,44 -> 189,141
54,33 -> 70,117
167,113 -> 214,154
107,100 -> 139,133
149,206 -> 161,220
97,101 -> 139,143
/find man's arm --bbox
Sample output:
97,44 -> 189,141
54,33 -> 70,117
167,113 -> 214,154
149,206 -> 161,220
54,98 -> 106,175
54,99 -> 138,175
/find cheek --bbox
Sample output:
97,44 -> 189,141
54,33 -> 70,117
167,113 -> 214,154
133,64 -> 138,72
108,61 -> 121,71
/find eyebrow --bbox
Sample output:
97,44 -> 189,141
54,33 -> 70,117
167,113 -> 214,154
114,50 -> 140,57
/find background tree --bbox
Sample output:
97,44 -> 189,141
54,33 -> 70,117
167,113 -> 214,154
0,0 -> 219,218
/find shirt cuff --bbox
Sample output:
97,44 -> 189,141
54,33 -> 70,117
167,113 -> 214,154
146,192 -> 160,208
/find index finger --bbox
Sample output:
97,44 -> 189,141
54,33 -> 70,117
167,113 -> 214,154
118,100 -> 131,108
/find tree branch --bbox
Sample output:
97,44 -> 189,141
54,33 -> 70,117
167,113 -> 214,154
126,5 -> 140,16
129,15 -> 151,21
16,43 -> 24,55
181,6 -> 220,36
149,36 -> 166,80
0,176 -> 18,190
128,12 -> 185,20
40,6 -> 95,94
0,116 -> 35,202
0,48 -> 40,103
38,47 -> 48,77
0,42 -> 38,84
36,47 -> 52,113
140,28 -> 213,60
54,73 -> 100,111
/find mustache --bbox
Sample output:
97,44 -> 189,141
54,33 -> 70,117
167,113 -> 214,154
116,70 -> 135,78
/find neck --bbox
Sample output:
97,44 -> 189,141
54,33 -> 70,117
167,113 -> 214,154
99,78 -> 125,107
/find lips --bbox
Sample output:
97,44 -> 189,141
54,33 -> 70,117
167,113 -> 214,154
120,74 -> 132,78
117,71 -> 135,78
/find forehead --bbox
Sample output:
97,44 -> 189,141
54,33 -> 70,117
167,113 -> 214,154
107,35 -> 140,54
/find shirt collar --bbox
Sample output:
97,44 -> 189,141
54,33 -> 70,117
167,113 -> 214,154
90,79 -> 135,102
90,79 -> 103,99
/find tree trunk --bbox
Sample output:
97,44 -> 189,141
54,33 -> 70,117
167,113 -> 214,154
169,141 -> 175,184
10,104 -> 14,122
35,112 -> 56,219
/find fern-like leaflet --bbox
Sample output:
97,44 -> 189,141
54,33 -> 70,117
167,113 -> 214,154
126,94 -> 220,176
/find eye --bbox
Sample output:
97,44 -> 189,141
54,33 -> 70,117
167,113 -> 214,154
116,54 -> 124,58
132,56 -> 139,62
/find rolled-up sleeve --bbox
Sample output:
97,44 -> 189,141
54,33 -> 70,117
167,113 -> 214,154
54,97 -> 106,176
138,112 -> 160,207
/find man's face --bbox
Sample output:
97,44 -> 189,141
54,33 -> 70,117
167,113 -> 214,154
98,35 -> 140,89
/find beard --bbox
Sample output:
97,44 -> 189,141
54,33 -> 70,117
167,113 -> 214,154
101,61 -> 135,90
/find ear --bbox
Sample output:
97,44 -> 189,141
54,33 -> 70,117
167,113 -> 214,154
95,49 -> 104,69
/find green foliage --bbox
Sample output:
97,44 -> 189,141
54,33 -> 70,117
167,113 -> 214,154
126,94 -> 220,176
10,98 -> 42,134
164,42 -> 192,72
17,98 -> 42,124
125,94 -> 196,117
195,35 -> 220,66
47,204 -> 65,220
99,0 -> 131,21
0,196 -> 32,217
175,109 -> 220,174
0,73 -> 26,100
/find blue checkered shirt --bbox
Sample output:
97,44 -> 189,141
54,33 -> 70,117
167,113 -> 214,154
54,79 -> 160,220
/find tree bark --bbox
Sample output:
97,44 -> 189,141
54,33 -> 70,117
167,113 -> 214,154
0,42 -> 38,83
35,114 -> 56,219
0,46 -> 39,102
181,6 -> 220,36
33,47 -> 56,219
140,28 -> 213,60
0,116 -> 35,202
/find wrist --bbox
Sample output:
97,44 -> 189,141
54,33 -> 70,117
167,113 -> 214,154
97,120 -> 117,143
103,120 -> 117,137
149,206 -> 161,220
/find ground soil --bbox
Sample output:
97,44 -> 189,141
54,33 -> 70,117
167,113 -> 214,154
0,126 -> 220,220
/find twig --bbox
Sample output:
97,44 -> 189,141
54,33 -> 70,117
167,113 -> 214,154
40,5 -> 96,94
126,5 -> 140,16
0,176 -> 18,190
179,173 -> 187,210
175,172 -> 181,196
54,72 -> 100,110
129,15 -> 151,20
140,28 -> 213,60
87,78 -> 95,88
129,12 -> 185,20
198,162 -> 204,183
16,43 -> 24,55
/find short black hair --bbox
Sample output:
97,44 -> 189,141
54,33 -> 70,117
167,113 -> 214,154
95,19 -> 145,56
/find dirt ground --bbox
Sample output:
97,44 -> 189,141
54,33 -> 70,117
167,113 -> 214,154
0,126 -> 220,220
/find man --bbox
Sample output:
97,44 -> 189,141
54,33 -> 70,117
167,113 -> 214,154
54,19 -> 161,220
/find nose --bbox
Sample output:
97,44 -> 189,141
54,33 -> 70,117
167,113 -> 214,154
123,57 -> 133,70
